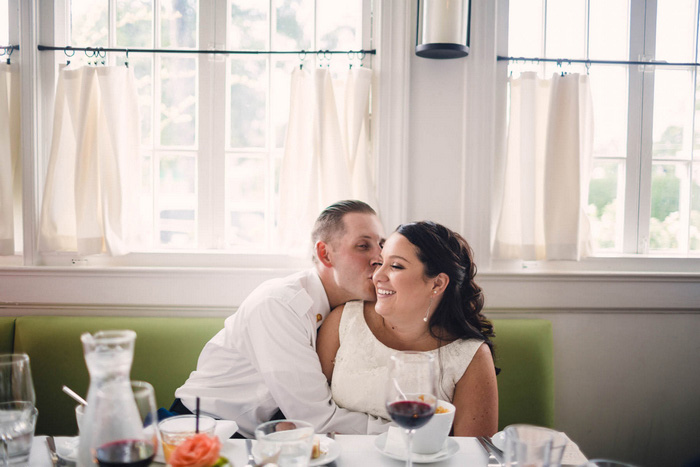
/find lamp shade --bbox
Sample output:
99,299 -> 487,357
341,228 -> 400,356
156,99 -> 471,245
416,0 -> 471,59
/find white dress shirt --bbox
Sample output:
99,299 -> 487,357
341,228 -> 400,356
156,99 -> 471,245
175,269 -> 390,438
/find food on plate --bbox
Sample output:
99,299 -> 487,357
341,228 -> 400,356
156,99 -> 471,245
311,436 -> 321,459
435,405 -> 450,414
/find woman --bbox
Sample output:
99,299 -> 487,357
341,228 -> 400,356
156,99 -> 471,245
317,221 -> 498,436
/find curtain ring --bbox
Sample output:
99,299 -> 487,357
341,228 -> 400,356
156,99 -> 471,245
324,50 -> 331,60
65,46 -> 75,58
0,48 -> 6,57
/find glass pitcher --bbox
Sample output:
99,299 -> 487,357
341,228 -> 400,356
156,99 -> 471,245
77,330 -> 142,467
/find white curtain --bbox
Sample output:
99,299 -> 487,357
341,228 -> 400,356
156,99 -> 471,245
38,66 -> 141,256
277,67 -> 376,255
0,62 -> 21,255
493,72 -> 594,261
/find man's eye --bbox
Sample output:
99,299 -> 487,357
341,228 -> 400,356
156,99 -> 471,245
357,244 -> 369,250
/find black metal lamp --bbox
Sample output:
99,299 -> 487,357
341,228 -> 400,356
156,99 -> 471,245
416,0 -> 471,59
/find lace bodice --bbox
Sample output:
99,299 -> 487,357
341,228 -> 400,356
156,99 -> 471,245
330,300 -> 484,420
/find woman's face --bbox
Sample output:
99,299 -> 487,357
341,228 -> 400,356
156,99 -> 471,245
372,233 -> 435,322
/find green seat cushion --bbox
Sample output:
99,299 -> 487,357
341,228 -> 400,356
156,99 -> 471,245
14,316 -> 225,436
491,319 -> 554,430
0,317 -> 15,354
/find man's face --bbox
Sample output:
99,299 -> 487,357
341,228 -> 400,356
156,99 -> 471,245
327,212 -> 385,303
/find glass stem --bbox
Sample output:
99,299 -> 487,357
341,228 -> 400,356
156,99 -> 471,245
405,429 -> 414,467
1,437 -> 8,467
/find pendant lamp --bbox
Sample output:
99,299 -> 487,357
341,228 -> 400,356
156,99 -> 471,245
416,0 -> 471,59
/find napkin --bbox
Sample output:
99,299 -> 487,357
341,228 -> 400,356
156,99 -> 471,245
559,433 -> 588,466
384,426 -> 449,462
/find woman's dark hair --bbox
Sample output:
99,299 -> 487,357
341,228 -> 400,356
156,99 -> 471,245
396,221 -> 496,356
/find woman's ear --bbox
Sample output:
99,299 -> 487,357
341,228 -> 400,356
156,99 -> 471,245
315,241 -> 333,268
431,273 -> 449,295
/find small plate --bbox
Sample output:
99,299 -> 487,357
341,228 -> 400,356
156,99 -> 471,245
252,436 -> 340,467
491,431 -> 506,451
373,432 -> 460,464
54,436 -> 79,466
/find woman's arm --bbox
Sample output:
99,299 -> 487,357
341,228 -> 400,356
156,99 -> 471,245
451,342 -> 499,436
316,304 -> 345,382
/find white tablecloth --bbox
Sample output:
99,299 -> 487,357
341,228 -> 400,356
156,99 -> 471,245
29,433 -> 587,466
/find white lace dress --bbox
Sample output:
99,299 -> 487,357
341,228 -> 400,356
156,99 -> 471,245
330,300 -> 484,420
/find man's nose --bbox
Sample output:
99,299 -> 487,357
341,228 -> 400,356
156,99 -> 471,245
370,245 -> 382,264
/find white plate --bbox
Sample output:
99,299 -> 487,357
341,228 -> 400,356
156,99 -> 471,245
373,432 -> 460,464
492,430 -> 506,451
252,436 -> 340,467
54,436 -> 79,465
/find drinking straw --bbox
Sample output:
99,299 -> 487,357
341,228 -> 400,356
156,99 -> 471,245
196,397 -> 200,433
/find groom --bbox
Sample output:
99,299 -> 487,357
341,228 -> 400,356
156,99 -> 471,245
173,200 -> 391,438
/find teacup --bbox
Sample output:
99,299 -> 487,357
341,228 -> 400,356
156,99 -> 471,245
411,399 -> 455,454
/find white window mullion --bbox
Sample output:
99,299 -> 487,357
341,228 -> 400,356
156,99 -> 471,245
198,0 -> 227,250
635,0 -> 659,254
623,0 -> 655,254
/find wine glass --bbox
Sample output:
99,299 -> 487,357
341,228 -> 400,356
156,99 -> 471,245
0,354 -> 37,466
385,351 -> 437,467
92,381 -> 159,467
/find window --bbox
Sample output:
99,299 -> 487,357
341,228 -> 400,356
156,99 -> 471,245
506,0 -> 700,256
67,0 -> 369,254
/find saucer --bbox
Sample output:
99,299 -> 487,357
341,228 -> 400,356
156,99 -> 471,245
374,432 -> 460,463
54,436 -> 79,466
252,435 -> 340,466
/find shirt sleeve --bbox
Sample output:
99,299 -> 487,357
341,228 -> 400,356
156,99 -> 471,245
234,295 -> 391,435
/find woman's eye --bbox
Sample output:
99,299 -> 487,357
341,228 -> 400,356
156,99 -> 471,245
372,261 -> 383,267
391,264 -> 404,270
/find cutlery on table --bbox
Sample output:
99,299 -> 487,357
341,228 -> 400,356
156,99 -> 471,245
46,435 -> 59,467
477,436 -> 504,467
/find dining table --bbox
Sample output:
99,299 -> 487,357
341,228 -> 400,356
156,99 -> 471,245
27,432 -> 588,467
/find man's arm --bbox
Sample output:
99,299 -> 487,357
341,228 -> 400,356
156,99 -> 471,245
236,296 -> 391,434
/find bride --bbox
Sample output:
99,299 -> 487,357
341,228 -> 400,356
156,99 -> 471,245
317,221 -> 498,436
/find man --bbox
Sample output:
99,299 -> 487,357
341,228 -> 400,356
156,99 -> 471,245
173,200 -> 390,438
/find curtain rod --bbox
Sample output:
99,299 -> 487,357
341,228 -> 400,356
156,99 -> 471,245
497,55 -> 700,67
0,45 -> 19,51
38,45 -> 376,57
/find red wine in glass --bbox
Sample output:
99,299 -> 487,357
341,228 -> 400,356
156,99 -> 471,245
387,400 -> 435,430
95,439 -> 155,467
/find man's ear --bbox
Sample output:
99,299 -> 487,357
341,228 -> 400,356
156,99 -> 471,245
315,241 -> 334,268
431,273 -> 449,296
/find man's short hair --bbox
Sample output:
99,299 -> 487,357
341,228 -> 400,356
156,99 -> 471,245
311,200 -> 376,255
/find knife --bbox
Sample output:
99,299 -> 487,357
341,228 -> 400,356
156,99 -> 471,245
46,436 -> 59,467
477,436 -> 504,466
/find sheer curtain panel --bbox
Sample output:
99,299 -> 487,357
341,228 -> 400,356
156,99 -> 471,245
493,72 -> 594,261
38,66 -> 141,256
277,67 -> 376,255
0,62 -> 21,255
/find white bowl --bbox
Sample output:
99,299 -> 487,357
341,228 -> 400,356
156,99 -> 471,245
411,399 -> 456,454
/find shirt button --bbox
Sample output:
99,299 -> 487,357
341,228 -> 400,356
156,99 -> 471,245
316,313 -> 323,322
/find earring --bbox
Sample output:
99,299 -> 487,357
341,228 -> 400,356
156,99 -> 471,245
423,291 -> 438,322
423,296 -> 433,322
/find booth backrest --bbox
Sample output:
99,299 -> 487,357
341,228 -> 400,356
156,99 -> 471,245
0,317 -> 15,354
4,315 -> 553,435
13,316 -> 225,436
491,319 -> 554,429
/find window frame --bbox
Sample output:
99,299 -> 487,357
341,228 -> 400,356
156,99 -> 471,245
489,0 -> 700,269
0,0 -> 411,271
